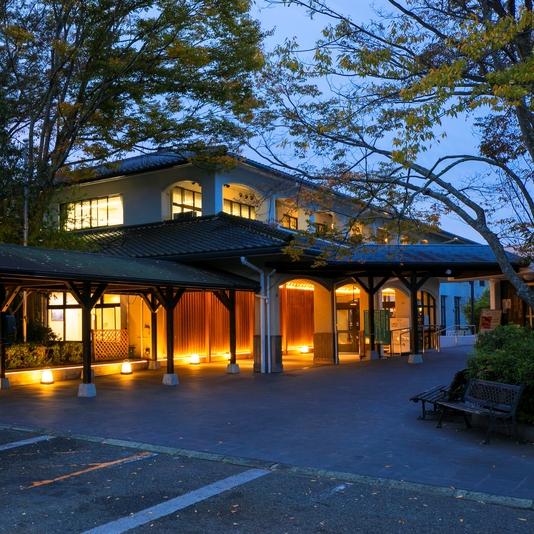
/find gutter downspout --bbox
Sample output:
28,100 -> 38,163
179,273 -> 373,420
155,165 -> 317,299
240,257 -> 266,373
266,269 -> 276,373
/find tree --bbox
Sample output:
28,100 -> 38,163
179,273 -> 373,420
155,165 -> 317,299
0,0 -> 264,246
252,1 -> 534,309
462,287 -> 490,331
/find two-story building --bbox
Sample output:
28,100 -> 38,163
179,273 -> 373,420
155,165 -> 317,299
41,150 -> 520,375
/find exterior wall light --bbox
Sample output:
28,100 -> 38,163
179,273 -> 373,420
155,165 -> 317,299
189,354 -> 200,365
121,360 -> 133,375
41,368 -> 54,384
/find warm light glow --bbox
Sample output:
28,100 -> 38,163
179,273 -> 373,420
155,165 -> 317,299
284,281 -> 315,291
226,352 -> 231,360
300,345 -> 309,354
382,288 -> 396,296
336,285 -> 361,295
189,354 -> 200,365
121,360 -> 133,375
41,368 -> 54,384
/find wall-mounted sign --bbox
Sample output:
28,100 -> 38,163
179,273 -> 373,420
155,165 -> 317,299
479,309 -> 502,333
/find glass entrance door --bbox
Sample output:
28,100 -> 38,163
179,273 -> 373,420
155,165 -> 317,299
337,300 -> 360,352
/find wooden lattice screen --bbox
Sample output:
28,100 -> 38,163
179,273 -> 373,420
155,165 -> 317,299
93,329 -> 129,360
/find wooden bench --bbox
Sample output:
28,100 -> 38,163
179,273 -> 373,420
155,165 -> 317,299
436,378 -> 525,444
410,369 -> 467,420
410,385 -> 449,420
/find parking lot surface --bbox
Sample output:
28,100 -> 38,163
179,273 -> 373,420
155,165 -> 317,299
1,426 -> 534,534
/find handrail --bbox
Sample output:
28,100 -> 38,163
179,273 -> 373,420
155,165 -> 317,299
440,324 -> 476,336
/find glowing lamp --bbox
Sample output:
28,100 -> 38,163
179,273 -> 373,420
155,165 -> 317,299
300,345 -> 309,354
41,368 -> 54,384
121,360 -> 133,375
189,354 -> 200,365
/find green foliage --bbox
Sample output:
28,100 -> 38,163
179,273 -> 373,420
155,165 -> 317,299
0,0 -> 265,246
6,341 -> 83,368
466,325 -> 534,424
254,1 -> 534,309
26,322 -> 58,345
461,288 -> 490,332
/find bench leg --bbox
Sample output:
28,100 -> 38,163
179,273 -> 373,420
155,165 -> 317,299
512,417 -> 525,444
462,412 -> 472,429
483,418 -> 496,445
419,400 -> 427,420
437,407 -> 445,428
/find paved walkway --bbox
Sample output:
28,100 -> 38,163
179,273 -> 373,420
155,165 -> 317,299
1,346 -> 533,501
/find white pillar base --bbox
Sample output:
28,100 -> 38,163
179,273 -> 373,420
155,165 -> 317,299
0,377 -> 10,389
408,353 -> 423,364
163,373 -> 179,386
226,363 -> 240,374
369,350 -> 380,360
78,383 -> 97,397
148,361 -> 161,370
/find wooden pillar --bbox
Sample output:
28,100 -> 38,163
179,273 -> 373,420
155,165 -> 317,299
410,271 -> 420,356
151,310 -> 158,360
229,290 -> 237,364
65,281 -> 107,396
0,285 -> 5,382
214,290 -> 240,373
153,286 -> 185,385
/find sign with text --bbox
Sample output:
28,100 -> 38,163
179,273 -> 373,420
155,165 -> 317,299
479,309 -> 502,333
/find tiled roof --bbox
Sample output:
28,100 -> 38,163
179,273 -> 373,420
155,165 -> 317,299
0,243 -> 259,291
346,244 -> 525,266
79,213 -> 294,259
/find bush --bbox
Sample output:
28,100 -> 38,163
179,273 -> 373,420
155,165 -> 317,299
466,325 -> 534,425
6,341 -> 83,369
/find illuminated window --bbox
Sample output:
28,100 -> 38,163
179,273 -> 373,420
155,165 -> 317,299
281,214 -> 298,230
223,199 -> 256,220
172,186 -> 202,217
61,195 -> 123,230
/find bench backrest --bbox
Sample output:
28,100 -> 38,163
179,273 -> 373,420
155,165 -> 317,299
464,379 -> 524,413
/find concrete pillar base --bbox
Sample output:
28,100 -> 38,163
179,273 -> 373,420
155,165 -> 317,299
408,353 -> 423,364
0,377 -> 10,389
369,350 -> 380,360
80,369 -> 95,380
226,363 -> 240,374
78,383 -> 97,397
163,373 -> 179,386
148,361 -> 161,370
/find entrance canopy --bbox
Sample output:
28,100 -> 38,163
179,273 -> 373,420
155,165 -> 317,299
0,243 -> 259,293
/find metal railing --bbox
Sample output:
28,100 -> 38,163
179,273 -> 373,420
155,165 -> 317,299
439,324 -> 477,348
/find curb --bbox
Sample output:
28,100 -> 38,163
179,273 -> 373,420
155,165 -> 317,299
1,422 -> 532,511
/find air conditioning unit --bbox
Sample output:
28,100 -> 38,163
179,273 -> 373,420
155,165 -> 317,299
174,211 -> 197,220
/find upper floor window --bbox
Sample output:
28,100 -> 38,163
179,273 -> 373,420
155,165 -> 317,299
172,186 -> 202,217
281,214 -> 298,230
223,199 -> 256,220
61,195 -> 123,230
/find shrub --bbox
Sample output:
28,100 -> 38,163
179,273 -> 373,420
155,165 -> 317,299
6,343 -> 52,369
466,325 -> 534,425
6,341 -> 83,369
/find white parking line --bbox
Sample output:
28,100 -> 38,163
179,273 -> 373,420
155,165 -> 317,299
0,435 -> 55,451
83,468 -> 270,534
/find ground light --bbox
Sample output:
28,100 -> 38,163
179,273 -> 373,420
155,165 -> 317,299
189,354 -> 200,365
41,368 -> 54,384
300,345 -> 309,354
121,360 -> 133,375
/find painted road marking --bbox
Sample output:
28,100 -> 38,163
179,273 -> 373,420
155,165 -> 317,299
21,451 -> 157,490
0,435 -> 55,451
83,468 -> 271,534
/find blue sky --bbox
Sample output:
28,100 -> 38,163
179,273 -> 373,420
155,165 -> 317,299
249,1 -> 486,243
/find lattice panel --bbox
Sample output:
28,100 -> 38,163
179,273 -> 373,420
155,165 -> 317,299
93,329 -> 129,360
466,380 -> 522,410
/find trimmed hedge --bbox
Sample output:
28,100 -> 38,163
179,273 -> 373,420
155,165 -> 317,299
6,342 -> 83,369
466,325 -> 534,425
